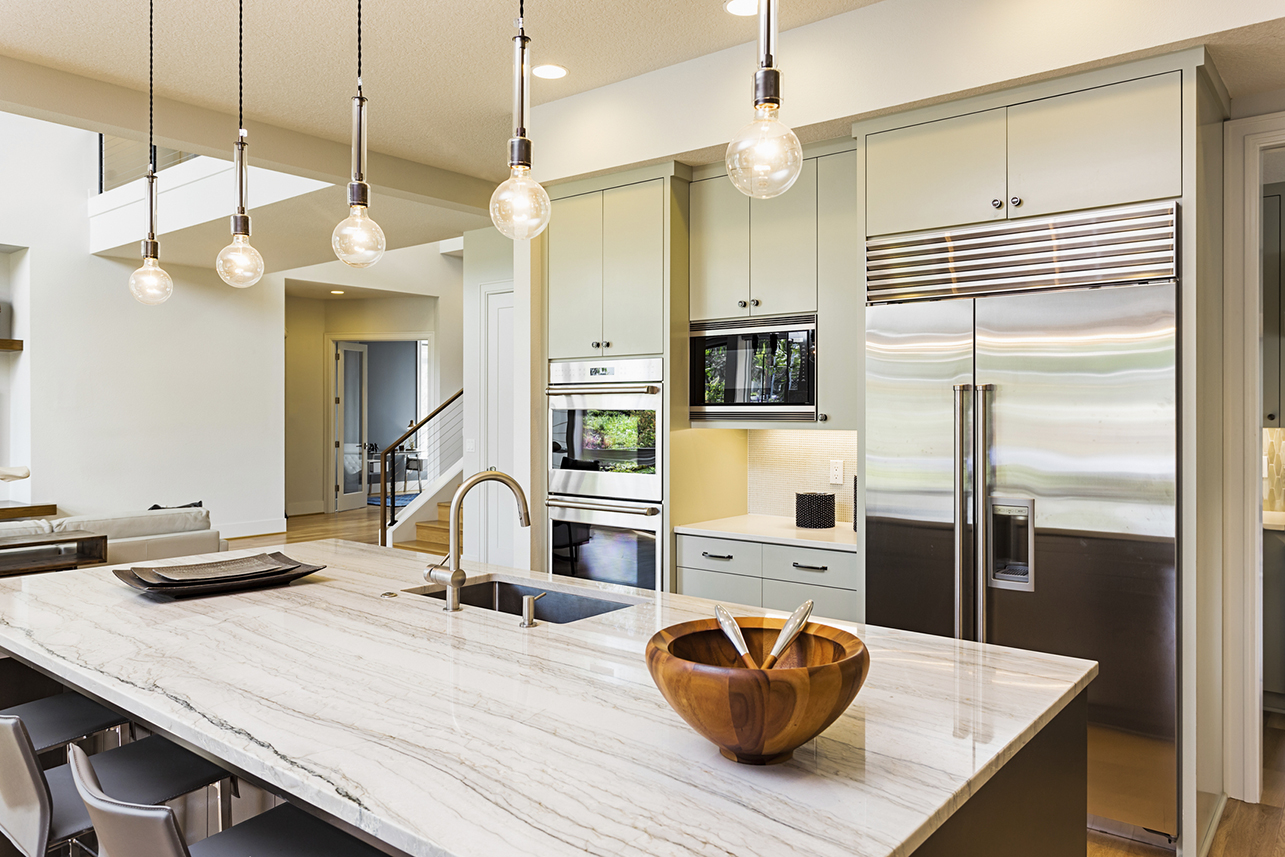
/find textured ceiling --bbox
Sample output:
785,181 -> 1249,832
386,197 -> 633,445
0,0 -> 879,181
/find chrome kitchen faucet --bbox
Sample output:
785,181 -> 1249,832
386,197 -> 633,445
425,470 -> 531,611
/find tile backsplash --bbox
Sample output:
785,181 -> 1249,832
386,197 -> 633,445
1267,428 -> 1285,512
747,430 -> 860,523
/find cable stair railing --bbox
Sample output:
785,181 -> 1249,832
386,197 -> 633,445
378,388 -> 464,547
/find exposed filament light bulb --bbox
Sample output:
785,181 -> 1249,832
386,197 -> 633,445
726,0 -> 802,199
491,18 -> 551,241
217,133 -> 265,288
131,171 -> 173,305
334,95 -> 386,267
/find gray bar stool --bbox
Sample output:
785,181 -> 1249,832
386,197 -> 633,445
0,692 -> 130,758
68,745 -> 388,857
0,715 -> 230,856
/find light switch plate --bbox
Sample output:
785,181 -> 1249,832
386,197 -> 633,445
829,459 -> 844,485
465,439 -> 476,453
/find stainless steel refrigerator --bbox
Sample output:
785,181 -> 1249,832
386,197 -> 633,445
864,202 -> 1179,838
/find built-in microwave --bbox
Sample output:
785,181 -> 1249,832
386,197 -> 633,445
689,314 -> 817,421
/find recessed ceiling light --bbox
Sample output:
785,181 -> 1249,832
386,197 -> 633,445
330,290 -> 345,295
533,64 -> 568,80
723,0 -> 757,16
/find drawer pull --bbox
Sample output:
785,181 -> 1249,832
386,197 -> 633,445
702,552 -> 734,560
792,562 -> 829,572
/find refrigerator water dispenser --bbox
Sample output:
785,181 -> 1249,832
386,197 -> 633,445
989,498 -> 1035,592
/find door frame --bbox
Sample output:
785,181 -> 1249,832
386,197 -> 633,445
334,342 -> 370,511
1221,111 -> 1285,804
323,331 -> 435,514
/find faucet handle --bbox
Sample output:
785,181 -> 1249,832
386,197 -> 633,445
426,563 -> 466,589
520,592 -> 547,628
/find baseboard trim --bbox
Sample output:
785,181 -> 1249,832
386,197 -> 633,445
218,518 -> 288,539
1196,792 -> 1228,857
286,501 -> 325,517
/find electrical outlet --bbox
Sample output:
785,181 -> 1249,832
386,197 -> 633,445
829,459 -> 844,485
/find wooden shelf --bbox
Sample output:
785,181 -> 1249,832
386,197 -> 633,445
0,502 -> 55,521
0,340 -> 22,352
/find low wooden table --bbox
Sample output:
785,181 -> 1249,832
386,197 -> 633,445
0,530 -> 107,579
0,500 -> 57,521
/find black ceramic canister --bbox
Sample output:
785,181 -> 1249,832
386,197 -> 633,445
795,492 -> 836,529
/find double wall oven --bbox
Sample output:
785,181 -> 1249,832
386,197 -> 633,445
546,358 -> 664,592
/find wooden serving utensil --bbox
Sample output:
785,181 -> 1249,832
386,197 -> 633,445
714,604 -> 759,669
759,600 -> 814,669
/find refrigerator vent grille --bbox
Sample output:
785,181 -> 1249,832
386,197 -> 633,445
865,201 -> 1177,304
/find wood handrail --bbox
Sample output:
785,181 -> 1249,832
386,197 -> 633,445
379,388 -> 464,546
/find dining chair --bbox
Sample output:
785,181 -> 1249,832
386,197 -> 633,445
0,692 -> 130,761
68,744 -> 388,857
0,715 -> 229,857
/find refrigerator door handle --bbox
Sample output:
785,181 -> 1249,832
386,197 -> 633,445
953,384 -> 972,640
974,384 -> 995,643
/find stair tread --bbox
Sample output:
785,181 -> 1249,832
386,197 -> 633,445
392,540 -> 447,557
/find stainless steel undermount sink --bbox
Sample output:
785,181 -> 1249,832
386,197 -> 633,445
403,579 -> 634,624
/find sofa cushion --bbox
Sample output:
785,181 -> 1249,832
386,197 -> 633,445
53,508 -> 210,539
0,520 -> 53,538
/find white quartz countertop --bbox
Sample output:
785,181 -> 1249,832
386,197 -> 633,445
1265,511 -> 1285,531
676,514 -> 860,552
0,540 -> 1095,857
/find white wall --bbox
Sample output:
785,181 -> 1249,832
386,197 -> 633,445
533,0 -> 1281,182
0,111 -> 285,536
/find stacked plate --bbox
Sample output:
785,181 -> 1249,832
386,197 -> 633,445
114,552 -> 324,599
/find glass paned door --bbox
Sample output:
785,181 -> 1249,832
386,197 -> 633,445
335,342 -> 369,512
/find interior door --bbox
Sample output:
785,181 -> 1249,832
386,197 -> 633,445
484,290 -> 516,568
975,283 -> 1177,835
864,299 -> 975,638
335,342 -> 369,512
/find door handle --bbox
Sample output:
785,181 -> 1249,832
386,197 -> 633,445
974,384 -> 995,644
546,499 -> 661,517
791,562 -> 828,572
702,552 -> 734,560
953,384 -> 971,641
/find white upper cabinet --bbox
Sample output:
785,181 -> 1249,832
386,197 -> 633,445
547,192 -> 604,360
690,160 -> 818,322
1007,72 -> 1182,219
750,158 -> 818,317
690,177 -> 750,322
865,72 -> 1183,236
547,179 -> 666,360
866,108 -> 1008,237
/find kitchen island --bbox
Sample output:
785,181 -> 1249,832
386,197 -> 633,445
0,540 -> 1096,857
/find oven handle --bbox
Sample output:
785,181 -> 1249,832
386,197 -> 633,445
545,385 -> 660,396
546,499 -> 662,517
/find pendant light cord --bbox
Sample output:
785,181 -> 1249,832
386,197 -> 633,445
238,0 -> 244,131
357,0 -> 362,94
148,0 -> 154,169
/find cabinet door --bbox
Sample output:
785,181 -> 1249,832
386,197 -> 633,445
547,192 -> 603,360
750,158 -> 817,316
1266,191 -> 1282,427
690,177 -> 751,322
677,567 -> 762,607
866,108 -> 1008,236
763,579 -> 861,623
1007,73 -> 1182,218
816,150 -> 861,429
602,180 -> 665,357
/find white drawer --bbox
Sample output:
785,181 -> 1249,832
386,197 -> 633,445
763,579 -> 862,623
676,535 -> 762,577
676,567 -> 763,607
762,543 -> 860,590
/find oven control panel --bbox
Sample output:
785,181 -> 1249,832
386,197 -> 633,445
549,357 -> 664,386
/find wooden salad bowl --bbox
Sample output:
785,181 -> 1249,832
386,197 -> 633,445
646,616 -> 870,765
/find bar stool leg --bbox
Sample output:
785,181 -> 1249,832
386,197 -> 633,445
215,778 -> 233,832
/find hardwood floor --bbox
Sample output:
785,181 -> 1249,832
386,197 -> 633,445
227,506 -> 384,551
232,510 -> 1285,856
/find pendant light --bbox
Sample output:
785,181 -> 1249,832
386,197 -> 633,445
216,0 -> 265,288
332,0 -> 386,267
725,0 -> 803,199
489,0 -> 551,241
128,0 -> 174,306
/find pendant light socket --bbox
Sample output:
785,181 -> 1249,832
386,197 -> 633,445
141,239 -> 159,259
754,68 -> 782,107
230,213 -> 251,236
509,136 -> 533,169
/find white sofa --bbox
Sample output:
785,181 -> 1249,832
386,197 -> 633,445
0,508 -> 229,565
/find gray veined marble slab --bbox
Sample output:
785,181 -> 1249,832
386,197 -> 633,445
0,539 -> 1096,857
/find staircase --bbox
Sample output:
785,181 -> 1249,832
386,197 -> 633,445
392,502 -> 459,558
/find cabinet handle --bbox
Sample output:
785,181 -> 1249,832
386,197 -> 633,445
1271,413 -> 1278,421
817,413 -> 828,422
737,300 -> 748,308
991,199 -> 1003,209
702,552 -> 734,560
1010,196 -> 1023,207
591,341 -> 601,348
602,341 -> 611,349
750,299 -> 761,307
792,562 -> 829,572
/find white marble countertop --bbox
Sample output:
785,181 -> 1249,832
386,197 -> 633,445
1265,510 -> 1285,531
676,514 -> 860,552
0,540 -> 1095,857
